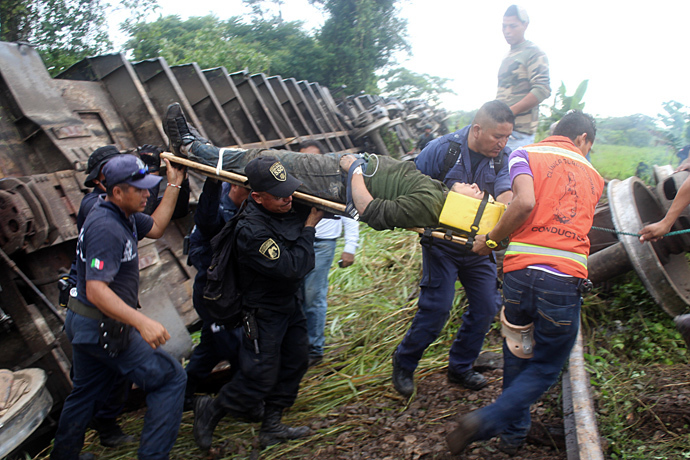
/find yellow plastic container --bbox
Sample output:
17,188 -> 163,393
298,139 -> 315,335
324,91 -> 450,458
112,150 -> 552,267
438,191 -> 506,235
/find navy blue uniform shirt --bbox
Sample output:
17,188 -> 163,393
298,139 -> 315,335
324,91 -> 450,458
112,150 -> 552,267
75,198 -> 153,310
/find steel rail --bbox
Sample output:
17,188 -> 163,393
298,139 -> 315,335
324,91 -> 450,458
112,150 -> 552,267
562,325 -> 605,460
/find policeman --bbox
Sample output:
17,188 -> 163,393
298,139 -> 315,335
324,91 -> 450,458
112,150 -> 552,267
59,145 -> 189,447
392,100 -> 515,396
50,155 -> 187,460
184,180 -> 249,408
193,156 -> 323,451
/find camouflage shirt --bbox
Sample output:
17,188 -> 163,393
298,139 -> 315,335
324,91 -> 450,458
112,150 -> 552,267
496,40 -> 551,135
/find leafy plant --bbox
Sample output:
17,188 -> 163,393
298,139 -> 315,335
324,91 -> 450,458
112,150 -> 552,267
537,80 -> 588,140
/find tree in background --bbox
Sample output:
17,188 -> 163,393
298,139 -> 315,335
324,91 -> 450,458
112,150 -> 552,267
125,14 -> 330,82
537,80 -> 588,139
313,0 -> 410,93
655,100 -> 690,151
379,67 -> 455,105
0,0 -> 158,75
125,15 -> 271,74
596,114 -> 656,147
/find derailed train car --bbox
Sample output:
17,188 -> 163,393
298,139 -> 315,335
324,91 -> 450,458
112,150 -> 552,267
0,40 -> 446,453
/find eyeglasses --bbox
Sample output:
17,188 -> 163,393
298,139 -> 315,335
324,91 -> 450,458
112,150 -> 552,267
126,166 -> 149,181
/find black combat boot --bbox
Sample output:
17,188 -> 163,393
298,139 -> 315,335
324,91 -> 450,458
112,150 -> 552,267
259,405 -> 311,448
90,417 -> 136,447
391,351 -> 415,397
193,395 -> 227,451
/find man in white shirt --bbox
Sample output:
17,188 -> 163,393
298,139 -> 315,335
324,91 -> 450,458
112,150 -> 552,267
300,140 -> 360,366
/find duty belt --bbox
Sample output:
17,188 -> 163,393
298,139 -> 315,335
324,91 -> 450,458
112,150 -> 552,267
67,296 -> 104,320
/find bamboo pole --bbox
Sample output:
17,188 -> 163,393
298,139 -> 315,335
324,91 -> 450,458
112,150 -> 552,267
161,152 -> 347,214
162,153 -> 471,246
407,227 -> 469,245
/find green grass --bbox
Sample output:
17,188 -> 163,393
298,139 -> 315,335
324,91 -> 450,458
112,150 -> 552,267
582,273 -> 688,459
34,227 -> 688,460
40,228 -> 473,460
591,144 -> 676,181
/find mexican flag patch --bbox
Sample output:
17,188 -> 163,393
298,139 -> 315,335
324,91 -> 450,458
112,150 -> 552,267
91,258 -> 104,270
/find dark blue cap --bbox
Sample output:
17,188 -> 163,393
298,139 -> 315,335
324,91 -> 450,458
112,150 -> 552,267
244,156 -> 301,198
102,154 -> 162,190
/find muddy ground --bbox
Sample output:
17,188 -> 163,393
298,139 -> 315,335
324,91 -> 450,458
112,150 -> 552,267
167,354 -> 570,460
54,352 -> 690,460
196,363 -> 689,460
282,371 -> 569,460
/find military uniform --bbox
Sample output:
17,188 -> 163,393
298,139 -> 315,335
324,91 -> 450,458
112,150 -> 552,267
496,39 -> 550,150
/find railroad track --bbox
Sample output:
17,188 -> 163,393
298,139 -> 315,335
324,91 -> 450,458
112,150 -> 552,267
562,326 -> 604,460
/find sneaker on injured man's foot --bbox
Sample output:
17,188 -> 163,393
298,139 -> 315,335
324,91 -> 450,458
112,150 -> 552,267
163,103 -> 207,157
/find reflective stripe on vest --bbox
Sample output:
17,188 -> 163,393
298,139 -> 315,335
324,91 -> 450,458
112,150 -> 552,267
525,145 -> 596,170
505,242 -> 588,269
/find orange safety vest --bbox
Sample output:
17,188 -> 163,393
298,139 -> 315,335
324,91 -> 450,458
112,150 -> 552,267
503,136 -> 605,278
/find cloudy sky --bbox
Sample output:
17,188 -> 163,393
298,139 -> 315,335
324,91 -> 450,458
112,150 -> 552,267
112,0 -> 690,119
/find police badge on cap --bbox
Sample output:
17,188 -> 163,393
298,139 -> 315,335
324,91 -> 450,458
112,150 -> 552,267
244,156 -> 302,198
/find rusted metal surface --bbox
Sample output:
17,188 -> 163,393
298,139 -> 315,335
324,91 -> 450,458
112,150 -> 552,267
0,38 -> 448,431
203,66 -> 265,146
57,53 -> 167,151
0,368 -> 53,458
170,63 -> 241,147
230,70 -> 286,143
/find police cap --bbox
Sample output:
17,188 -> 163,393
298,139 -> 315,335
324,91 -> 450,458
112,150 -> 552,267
244,156 -> 302,198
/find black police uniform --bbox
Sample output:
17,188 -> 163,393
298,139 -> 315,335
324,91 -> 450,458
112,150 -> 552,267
184,180 -> 242,405
215,196 -> 314,412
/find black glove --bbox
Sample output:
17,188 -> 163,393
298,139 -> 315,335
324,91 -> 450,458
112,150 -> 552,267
138,144 -> 162,173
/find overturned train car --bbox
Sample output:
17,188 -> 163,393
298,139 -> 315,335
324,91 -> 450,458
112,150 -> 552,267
0,40 -> 446,448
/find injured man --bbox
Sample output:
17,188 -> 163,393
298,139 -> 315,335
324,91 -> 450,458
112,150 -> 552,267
164,103 -> 490,231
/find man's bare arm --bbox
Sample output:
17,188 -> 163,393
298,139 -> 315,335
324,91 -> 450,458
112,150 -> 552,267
86,280 -> 170,349
509,93 -> 539,116
147,158 -> 186,239
640,175 -> 690,242
496,190 -> 513,205
340,155 -> 373,215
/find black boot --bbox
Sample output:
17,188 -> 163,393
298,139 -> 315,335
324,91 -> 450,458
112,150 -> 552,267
90,417 -> 136,447
163,103 -> 207,157
193,396 -> 227,451
391,351 -> 415,397
259,405 -> 311,448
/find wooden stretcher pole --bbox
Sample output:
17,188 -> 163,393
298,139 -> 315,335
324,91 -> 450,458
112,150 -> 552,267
162,153 -> 471,246
161,152 -> 347,214
407,227 -> 469,245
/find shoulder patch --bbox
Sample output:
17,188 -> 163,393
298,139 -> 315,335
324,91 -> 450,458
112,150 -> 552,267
259,238 -> 280,260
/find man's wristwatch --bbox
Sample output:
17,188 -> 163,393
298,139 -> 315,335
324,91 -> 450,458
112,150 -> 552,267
485,233 -> 498,249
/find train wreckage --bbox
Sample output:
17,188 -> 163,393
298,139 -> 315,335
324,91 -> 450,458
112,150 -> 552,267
0,40 -> 448,455
1,39 -> 689,457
